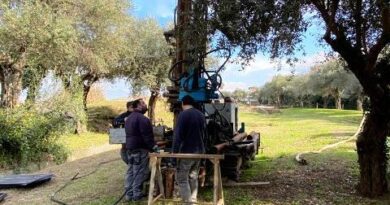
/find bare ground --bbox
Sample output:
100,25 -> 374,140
1,149 -> 390,205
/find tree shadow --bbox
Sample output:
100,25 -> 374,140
87,106 -> 119,132
216,150 -> 390,204
247,108 -> 363,126
309,131 -> 356,139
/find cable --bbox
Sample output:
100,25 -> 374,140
113,150 -> 155,205
50,158 -> 120,205
168,60 -> 190,82
112,166 -> 143,205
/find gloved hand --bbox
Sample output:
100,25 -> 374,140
152,145 -> 160,153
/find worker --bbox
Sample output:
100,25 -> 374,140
173,95 -> 206,204
112,101 -> 133,164
124,99 -> 157,201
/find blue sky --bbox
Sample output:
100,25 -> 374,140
100,0 -> 330,99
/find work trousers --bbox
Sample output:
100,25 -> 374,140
120,148 -> 128,164
125,149 -> 149,201
176,159 -> 201,203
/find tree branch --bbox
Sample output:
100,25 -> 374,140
355,0 -> 363,50
312,0 -> 364,71
367,2 -> 390,71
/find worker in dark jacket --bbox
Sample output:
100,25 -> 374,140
173,95 -> 206,204
124,99 -> 157,201
112,101 -> 133,164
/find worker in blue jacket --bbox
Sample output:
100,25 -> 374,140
124,99 -> 157,201
173,95 -> 206,204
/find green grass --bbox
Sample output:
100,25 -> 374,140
5,104 -> 390,205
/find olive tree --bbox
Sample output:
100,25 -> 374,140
206,0 -> 389,196
0,0 -> 77,108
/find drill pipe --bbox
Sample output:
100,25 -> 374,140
210,132 -> 248,154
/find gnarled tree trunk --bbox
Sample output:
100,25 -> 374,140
82,74 -> 99,111
148,89 -> 159,124
335,92 -> 342,110
355,59 -> 390,197
356,94 -> 364,111
356,106 -> 390,197
0,66 -> 23,108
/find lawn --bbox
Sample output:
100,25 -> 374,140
2,101 -> 390,205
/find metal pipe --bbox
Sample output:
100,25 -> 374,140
210,132 -> 248,154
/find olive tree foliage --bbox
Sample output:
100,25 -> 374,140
259,75 -> 292,107
307,60 -> 354,109
285,74 -> 311,107
0,0 -> 77,108
256,60 -> 362,109
56,0 -> 133,110
230,89 -> 248,103
203,0 -> 389,196
123,19 -> 171,123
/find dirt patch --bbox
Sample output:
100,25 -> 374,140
244,157 -> 382,204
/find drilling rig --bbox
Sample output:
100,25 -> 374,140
109,0 -> 261,198
161,0 -> 261,185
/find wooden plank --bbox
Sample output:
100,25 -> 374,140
152,194 -> 163,203
213,159 -> 219,205
158,198 -> 214,204
149,153 -> 224,160
156,159 -> 165,199
217,164 -> 224,205
148,157 -> 157,205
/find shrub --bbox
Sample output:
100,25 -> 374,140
0,91 -> 85,169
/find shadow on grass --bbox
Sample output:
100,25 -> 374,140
5,147 -> 390,205
243,108 -> 363,126
309,131 -> 356,139
218,149 -> 390,205
87,106 -> 119,133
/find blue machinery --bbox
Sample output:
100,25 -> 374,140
168,48 -> 230,103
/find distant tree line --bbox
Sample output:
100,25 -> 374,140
226,59 -> 364,110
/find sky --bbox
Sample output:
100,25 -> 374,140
99,0 -> 330,99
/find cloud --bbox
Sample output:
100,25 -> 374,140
220,82 -> 248,92
223,52 -> 328,76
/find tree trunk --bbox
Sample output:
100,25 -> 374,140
148,89 -> 159,124
356,95 -> 364,111
0,74 -> 4,104
1,69 -> 23,108
82,74 -> 99,111
83,84 -> 91,111
336,95 -> 342,109
323,96 -> 328,108
276,95 -> 281,108
339,56 -> 390,197
356,108 -> 389,197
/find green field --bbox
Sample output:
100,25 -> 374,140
3,101 -> 390,204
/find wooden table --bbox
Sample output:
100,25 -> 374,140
148,153 -> 225,205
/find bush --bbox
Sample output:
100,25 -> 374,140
0,91 -> 85,169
